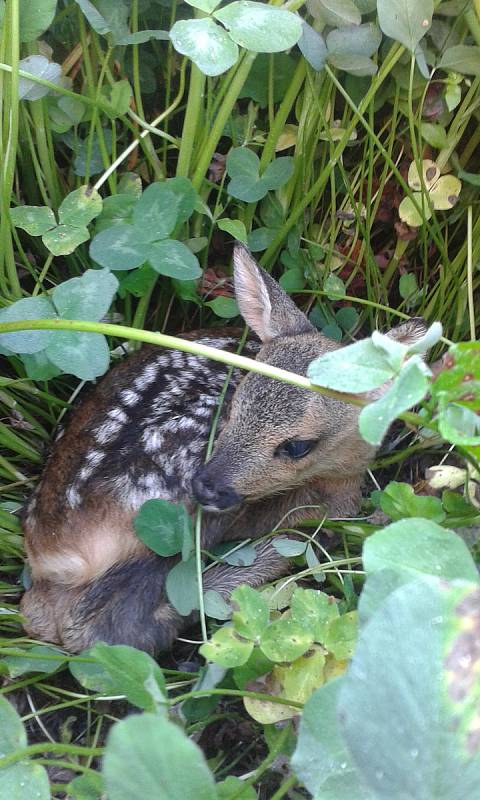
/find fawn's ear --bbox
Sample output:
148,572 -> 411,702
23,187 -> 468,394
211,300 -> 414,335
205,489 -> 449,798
386,317 -> 428,346
233,243 -> 314,342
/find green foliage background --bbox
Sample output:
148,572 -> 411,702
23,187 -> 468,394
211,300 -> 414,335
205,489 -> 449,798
0,0 -> 479,798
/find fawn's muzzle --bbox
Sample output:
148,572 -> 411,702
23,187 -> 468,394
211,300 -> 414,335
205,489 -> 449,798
192,470 -> 243,511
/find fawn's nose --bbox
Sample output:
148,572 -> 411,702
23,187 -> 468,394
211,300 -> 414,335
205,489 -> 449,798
192,471 -> 243,510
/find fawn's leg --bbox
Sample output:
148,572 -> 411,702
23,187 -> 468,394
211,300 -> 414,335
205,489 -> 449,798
59,541 -> 287,654
22,555 -> 183,655
202,539 -> 290,597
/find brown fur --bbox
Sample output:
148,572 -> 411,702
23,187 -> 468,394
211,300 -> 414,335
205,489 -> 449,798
21,246 -> 426,654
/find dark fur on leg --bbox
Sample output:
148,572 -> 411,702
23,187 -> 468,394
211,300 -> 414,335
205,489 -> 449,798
61,555 -> 185,654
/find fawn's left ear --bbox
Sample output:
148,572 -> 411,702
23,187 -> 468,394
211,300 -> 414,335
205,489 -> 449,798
386,317 -> 428,347
233,243 -> 314,342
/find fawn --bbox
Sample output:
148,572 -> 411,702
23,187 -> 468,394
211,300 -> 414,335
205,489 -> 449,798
21,245 -> 426,654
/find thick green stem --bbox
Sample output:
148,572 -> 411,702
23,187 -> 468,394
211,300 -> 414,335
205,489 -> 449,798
1,0 -> 21,296
195,507 -> 208,643
243,58 -> 307,232
29,100 -> 62,207
270,775 -> 298,800
465,6 -> 480,45
176,63 -> 206,178
130,0 -> 165,180
0,742 -> 104,770
191,51 -> 257,191
260,58 -> 306,171
0,317 -> 364,405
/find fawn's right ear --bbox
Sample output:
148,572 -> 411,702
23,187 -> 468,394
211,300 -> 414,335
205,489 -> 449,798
233,243 -> 314,342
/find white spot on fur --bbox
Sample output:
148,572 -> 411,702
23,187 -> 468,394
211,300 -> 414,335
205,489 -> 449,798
85,449 -> 105,466
109,473 -> 166,508
187,438 -> 207,453
142,428 -> 164,453
94,419 -> 122,444
66,485 -> 81,508
163,416 -> 198,434
139,472 -> 161,491
78,464 -> 95,482
192,402 -> 215,418
134,364 -> 159,390
163,460 -> 174,477
107,407 -> 128,423
120,389 -> 141,406
169,352 -> 185,369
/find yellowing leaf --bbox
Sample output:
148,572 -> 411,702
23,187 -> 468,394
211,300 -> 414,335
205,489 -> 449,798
407,159 -> 440,191
429,174 -> 462,210
426,465 -> 467,491
275,124 -> 298,151
275,647 -> 326,705
261,581 -> 298,611
243,671 -> 299,724
260,617 -> 313,662
244,646 -> 331,723
398,193 -> 433,227
402,160 -> 462,225
323,653 -> 349,682
319,125 -> 357,142
199,626 -> 253,668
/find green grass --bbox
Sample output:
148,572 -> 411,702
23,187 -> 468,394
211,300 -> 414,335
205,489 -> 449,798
0,1 -> 480,797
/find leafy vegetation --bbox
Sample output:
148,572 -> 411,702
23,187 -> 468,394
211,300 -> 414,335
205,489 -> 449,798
0,0 -> 479,797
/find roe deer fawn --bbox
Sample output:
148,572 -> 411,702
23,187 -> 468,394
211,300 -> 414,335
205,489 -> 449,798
21,245 -> 426,654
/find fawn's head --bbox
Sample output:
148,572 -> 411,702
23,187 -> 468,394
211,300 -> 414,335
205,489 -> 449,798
192,245 -> 425,511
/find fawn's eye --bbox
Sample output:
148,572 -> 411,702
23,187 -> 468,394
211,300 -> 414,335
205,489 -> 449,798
276,439 -> 318,460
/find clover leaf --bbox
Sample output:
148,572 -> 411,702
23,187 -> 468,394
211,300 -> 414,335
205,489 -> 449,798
226,147 -> 294,202
10,186 -> 103,256
399,159 -> 462,227
90,179 -> 201,281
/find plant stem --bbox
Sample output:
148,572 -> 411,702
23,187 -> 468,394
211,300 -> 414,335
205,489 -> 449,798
172,687 -> 303,709
1,0 -> 21,296
260,59 -> 306,171
195,507 -> 208,643
467,205 -> 476,341
176,63 -> 205,178
28,100 -> 62,208
130,0 -> 165,180
270,774 -> 298,800
93,62 -> 186,192
465,6 -> 480,45
191,51 -> 257,191
243,58 -> 307,233
228,724 -> 295,800
0,317 -> 365,405
0,61 -> 122,114
0,742 -> 104,770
